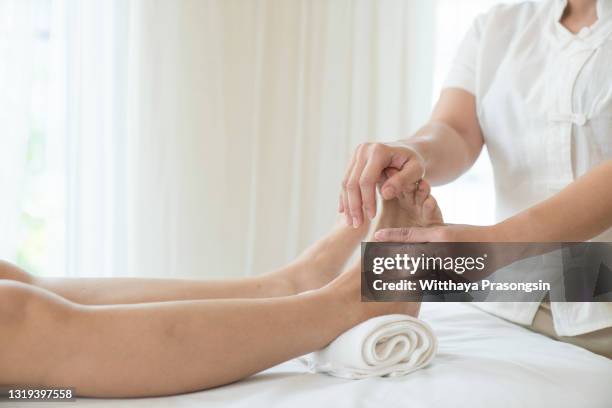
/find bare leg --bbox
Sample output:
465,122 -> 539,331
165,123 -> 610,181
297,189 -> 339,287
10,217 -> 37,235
0,218 -> 369,305
0,189 -> 442,397
0,263 -> 410,398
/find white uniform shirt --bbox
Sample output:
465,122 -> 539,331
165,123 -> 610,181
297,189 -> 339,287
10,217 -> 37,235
443,0 -> 612,336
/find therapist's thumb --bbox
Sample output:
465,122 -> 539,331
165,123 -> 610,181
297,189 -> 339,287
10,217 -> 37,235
374,227 -> 432,242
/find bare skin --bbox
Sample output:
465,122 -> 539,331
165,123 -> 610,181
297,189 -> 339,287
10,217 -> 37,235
560,0 -> 598,34
339,89 -> 483,227
0,189 -> 442,398
376,180 -> 443,231
0,277 -> 385,397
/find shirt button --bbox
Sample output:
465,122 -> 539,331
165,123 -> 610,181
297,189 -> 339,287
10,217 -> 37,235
578,26 -> 591,39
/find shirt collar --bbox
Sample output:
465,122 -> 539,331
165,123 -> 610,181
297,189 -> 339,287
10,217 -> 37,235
550,0 -> 612,50
553,0 -> 567,23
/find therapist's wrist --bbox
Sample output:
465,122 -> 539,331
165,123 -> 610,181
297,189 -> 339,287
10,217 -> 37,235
429,224 -> 500,243
397,140 -> 428,175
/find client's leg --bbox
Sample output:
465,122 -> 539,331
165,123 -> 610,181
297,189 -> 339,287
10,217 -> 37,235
0,263 -> 411,398
1,218 -> 369,305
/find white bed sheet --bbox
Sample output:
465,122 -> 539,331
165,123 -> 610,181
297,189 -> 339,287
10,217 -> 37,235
19,303 -> 612,408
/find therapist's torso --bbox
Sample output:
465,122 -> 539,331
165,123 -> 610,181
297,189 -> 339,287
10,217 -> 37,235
443,0 -> 612,336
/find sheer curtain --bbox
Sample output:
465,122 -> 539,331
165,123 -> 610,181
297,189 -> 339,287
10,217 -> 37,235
42,0 -> 437,279
0,1 -> 41,263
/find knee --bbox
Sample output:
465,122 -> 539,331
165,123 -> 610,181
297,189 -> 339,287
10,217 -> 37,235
0,281 -> 77,328
0,260 -> 34,284
0,281 -> 79,386
0,281 -> 34,383
0,280 -> 39,325
0,280 -> 79,342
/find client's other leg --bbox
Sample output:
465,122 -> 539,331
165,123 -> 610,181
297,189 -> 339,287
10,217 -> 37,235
0,265 -> 405,398
285,215 -> 370,292
3,218 -> 369,305
0,181 -> 442,306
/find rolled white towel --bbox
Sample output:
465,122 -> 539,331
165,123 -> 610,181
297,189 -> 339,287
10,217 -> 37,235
302,314 -> 437,379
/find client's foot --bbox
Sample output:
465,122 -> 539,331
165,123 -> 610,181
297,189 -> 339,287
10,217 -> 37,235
325,261 -> 420,319
323,180 -> 444,319
277,181 -> 443,295
375,179 -> 443,233
273,217 -> 371,294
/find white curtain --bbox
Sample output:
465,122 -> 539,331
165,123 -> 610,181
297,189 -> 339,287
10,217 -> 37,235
0,1 -> 36,260
48,0 -> 436,279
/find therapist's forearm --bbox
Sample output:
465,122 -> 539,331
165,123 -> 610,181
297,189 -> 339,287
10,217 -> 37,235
496,160 -> 612,242
400,89 -> 484,186
400,121 -> 481,186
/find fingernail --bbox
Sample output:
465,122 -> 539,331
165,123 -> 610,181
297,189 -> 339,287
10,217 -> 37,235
382,186 -> 395,199
367,209 -> 375,220
352,216 -> 360,228
374,231 -> 384,240
345,214 -> 352,226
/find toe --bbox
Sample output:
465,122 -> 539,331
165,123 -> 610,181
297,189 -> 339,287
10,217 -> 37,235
415,179 -> 431,206
422,196 -> 443,225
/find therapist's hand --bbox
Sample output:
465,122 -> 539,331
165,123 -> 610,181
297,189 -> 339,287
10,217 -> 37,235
374,223 -> 498,243
339,142 -> 426,228
374,223 -> 562,282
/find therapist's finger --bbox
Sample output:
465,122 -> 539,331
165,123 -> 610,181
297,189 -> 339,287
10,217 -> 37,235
380,159 -> 425,200
341,152 -> 358,225
342,190 -> 352,226
346,150 -> 369,227
374,227 -> 434,242
359,150 -> 392,220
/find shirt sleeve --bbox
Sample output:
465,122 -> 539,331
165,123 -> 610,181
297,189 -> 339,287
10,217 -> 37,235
442,15 -> 485,95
